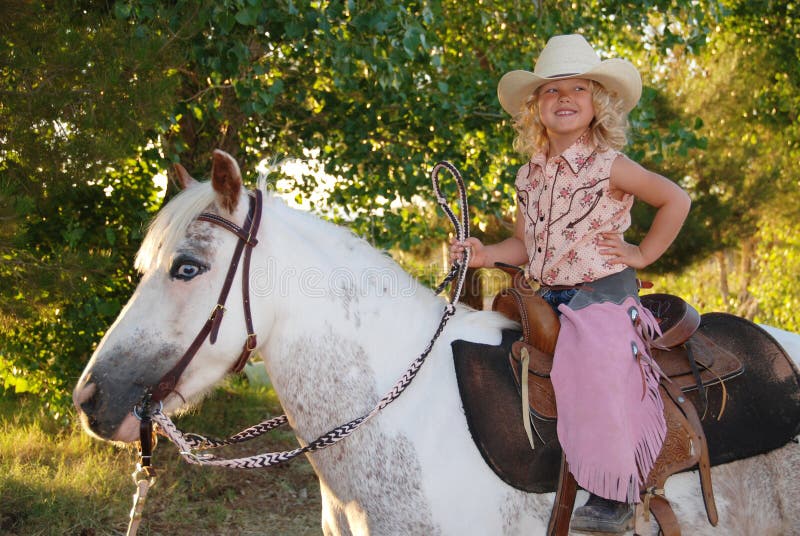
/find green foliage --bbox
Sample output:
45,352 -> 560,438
750,215 -> 800,332
646,211 -> 800,332
641,0 -> 800,323
0,156 -> 162,421
1,2 -> 178,417
98,0 -> 720,248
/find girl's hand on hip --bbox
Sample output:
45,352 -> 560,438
598,232 -> 648,269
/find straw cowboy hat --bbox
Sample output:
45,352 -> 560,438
497,34 -> 642,116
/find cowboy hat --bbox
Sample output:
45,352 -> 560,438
497,34 -> 642,116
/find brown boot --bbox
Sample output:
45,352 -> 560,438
570,494 -> 632,534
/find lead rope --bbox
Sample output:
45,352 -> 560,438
143,161 -> 471,470
126,398 -> 157,536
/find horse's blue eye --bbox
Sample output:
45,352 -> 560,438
178,265 -> 199,278
170,256 -> 208,281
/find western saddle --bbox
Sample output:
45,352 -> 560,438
491,268 -> 743,536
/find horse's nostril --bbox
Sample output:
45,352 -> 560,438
73,381 -> 97,410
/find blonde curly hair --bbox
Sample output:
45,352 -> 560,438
511,80 -> 629,158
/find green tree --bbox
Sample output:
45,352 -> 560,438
1,2 -> 180,418
644,0 -> 800,327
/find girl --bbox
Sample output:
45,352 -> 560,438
451,34 -> 691,533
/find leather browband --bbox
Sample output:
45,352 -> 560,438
149,189 -> 263,403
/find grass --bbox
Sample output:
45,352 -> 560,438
0,378 -> 322,535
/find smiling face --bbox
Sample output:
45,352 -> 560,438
536,77 -> 596,154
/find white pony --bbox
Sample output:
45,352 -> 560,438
74,151 -> 800,535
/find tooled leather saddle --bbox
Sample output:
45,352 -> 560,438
491,272 -> 743,536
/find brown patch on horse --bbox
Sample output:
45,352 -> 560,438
172,163 -> 198,190
211,150 -> 242,213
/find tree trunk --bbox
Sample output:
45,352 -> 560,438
738,237 -> 758,320
716,250 -> 730,311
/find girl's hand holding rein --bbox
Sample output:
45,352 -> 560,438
449,234 -> 529,270
449,237 -> 486,268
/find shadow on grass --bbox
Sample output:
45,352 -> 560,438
1,473 -> 129,535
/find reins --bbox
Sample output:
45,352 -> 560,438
127,161 -> 470,532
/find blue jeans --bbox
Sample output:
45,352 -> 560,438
539,288 -> 579,315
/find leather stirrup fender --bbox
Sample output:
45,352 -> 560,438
647,495 -> 682,536
660,380 -> 718,526
509,341 -> 557,421
547,455 -> 577,536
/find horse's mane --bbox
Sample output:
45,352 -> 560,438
135,182 -> 218,273
263,184 -> 421,289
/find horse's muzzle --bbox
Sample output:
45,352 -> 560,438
73,376 -> 140,442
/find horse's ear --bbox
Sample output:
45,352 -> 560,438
211,150 -> 242,213
173,163 -> 197,190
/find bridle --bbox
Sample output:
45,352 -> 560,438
149,188 -> 263,404
127,188 -> 263,536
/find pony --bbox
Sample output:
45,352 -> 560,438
74,150 -> 800,535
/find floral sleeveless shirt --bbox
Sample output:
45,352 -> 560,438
515,134 -> 633,286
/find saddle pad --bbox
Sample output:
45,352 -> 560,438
452,330 -> 561,493
683,313 -> 800,464
452,313 -> 800,494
